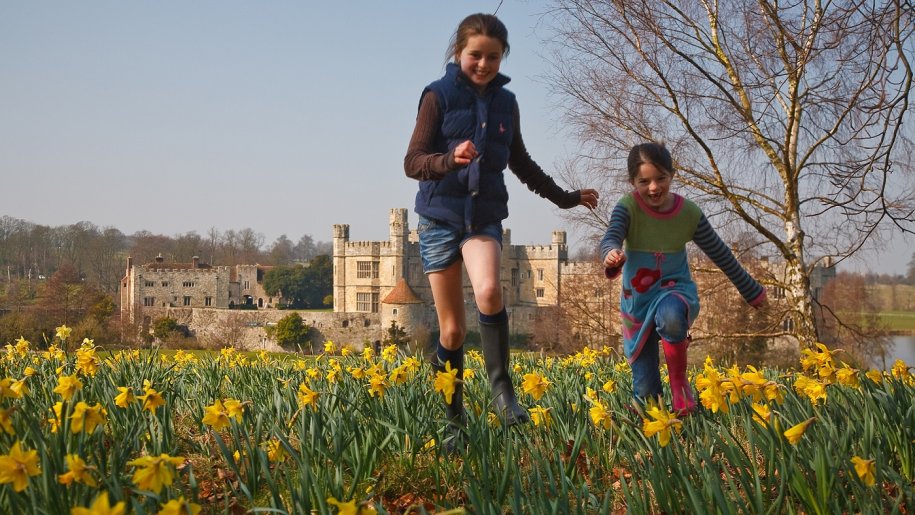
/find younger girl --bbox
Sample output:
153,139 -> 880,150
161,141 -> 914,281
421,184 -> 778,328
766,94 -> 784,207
404,13 -> 598,441
600,143 -> 766,414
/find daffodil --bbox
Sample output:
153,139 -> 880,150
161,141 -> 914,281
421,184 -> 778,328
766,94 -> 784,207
138,387 -> 166,412
696,365 -> 730,414
529,405 -> 552,427
76,343 -> 100,376
54,374 -> 83,401
521,372 -> 552,401
48,402 -> 63,433
127,453 -> 185,494
327,496 -> 378,515
850,456 -> 876,486
381,344 -> 398,363
783,417 -> 816,445
389,365 -> 409,385
297,383 -> 320,411
324,340 -> 337,354
114,387 -> 136,408
891,360 -> 912,384
589,401 -> 613,430
158,496 -> 202,515
0,378 -> 20,400
602,379 -> 617,394
433,361 -> 459,404
750,402 -> 772,428
70,492 -> 126,515
58,453 -> 97,486
0,408 -> 14,435
223,399 -> 245,421
865,369 -> 884,383
836,365 -> 860,388
202,400 -> 232,430
264,439 -> 286,462
69,402 -> 107,434
641,404 -> 682,447
55,325 -> 72,341
0,441 -> 41,492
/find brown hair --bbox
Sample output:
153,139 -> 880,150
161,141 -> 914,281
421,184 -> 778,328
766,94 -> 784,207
447,13 -> 510,63
627,142 -> 674,181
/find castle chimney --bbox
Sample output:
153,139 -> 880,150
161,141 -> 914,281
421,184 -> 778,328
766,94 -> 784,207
192,256 -> 199,268
155,253 -> 164,263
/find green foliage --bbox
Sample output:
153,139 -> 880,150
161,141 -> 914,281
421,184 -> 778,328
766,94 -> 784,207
262,255 -> 332,309
267,312 -> 310,347
151,317 -> 179,340
383,320 -> 408,346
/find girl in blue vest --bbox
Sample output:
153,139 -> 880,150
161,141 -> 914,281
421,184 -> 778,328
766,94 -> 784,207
600,142 -> 767,415
405,13 -> 598,446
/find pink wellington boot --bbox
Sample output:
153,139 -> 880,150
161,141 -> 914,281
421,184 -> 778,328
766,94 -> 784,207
662,338 -> 696,416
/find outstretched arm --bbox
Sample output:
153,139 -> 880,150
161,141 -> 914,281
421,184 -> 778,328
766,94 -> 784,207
507,103 -> 596,209
693,215 -> 767,307
599,202 -> 629,280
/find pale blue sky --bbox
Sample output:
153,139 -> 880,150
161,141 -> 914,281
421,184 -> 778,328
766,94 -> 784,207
1,1 -> 911,274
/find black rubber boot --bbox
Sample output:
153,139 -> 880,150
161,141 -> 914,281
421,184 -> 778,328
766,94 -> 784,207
431,349 -> 466,453
480,311 -> 529,426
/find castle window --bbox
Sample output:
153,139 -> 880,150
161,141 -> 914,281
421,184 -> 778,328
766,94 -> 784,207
511,268 -> 518,286
205,296 -> 212,306
536,288 -> 545,298
145,281 -> 155,287
244,280 -> 250,290
342,320 -> 349,328
538,269 -> 544,281
356,292 -> 379,313
357,261 -> 379,279
143,297 -> 155,306
183,281 -> 195,288
161,281 -> 169,287
392,308 -> 398,315
527,270 -> 532,279
183,296 -> 191,306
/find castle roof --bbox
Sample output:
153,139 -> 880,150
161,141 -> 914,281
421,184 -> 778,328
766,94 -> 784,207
142,262 -> 212,271
382,278 -> 423,305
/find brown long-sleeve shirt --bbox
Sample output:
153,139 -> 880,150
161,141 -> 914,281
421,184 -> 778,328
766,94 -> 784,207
403,92 -> 580,208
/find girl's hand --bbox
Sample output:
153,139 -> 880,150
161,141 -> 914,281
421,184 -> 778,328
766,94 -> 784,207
579,188 -> 599,209
452,140 -> 478,166
604,249 -> 626,268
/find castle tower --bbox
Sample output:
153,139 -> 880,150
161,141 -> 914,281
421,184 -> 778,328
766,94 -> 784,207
332,224 -> 350,312
553,230 -> 568,261
389,208 -> 409,282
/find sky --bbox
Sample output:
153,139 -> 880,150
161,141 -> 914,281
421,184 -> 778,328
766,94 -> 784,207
1,1 -> 912,274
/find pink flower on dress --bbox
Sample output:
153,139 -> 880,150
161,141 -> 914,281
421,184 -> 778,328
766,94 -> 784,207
631,267 -> 660,293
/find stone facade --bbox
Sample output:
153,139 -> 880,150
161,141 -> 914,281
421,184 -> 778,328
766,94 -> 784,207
120,255 -> 278,326
333,208 -> 577,344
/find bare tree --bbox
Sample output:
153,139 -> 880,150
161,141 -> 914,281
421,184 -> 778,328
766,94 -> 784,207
544,0 -> 914,347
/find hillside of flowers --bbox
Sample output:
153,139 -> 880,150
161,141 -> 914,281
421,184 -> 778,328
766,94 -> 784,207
0,326 -> 911,514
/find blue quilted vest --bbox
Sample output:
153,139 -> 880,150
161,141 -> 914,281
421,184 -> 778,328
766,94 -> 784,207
414,63 -> 515,231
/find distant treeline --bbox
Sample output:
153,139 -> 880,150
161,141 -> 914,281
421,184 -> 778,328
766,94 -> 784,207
0,215 -> 331,295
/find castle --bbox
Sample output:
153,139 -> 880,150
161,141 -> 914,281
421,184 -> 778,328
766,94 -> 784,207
119,208 -> 589,348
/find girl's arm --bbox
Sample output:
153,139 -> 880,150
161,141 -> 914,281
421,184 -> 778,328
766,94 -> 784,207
599,202 -> 629,280
404,92 -> 459,181
693,215 -> 767,307
507,103 -> 581,208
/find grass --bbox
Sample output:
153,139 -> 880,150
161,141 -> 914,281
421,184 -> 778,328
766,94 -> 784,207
878,311 -> 915,333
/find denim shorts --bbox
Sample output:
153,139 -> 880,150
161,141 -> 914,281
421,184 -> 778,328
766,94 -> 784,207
417,215 -> 503,273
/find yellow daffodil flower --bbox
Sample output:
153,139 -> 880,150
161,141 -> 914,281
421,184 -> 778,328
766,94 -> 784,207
367,374 -> 387,399
297,383 -> 320,411
529,405 -> 552,427
750,402 -> 772,428
69,402 -> 107,434
327,496 -> 378,515
55,325 -> 72,341
865,369 -> 884,383
324,340 -> 336,354
0,407 -> 14,435
58,453 -> 97,486
127,453 -> 185,494
114,387 -> 136,408
202,400 -> 232,430
891,360 -> 912,384
836,365 -> 860,388
783,417 -> 816,445
521,372 -> 552,401
850,456 -> 876,486
602,379 -> 617,394
0,441 -> 41,492
433,361 -> 459,404
589,401 -> 613,430
70,492 -> 126,515
264,439 -> 286,462
641,404 -> 682,447
158,496 -> 202,515
138,388 -> 166,413
54,374 -> 83,401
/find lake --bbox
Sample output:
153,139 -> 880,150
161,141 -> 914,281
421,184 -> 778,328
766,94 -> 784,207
871,335 -> 915,370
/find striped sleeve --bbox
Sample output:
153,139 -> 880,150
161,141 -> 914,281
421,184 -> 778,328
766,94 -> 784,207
692,215 -> 766,306
599,202 -> 630,279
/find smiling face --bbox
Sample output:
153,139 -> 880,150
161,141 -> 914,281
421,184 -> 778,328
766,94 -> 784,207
458,34 -> 504,90
632,162 -> 674,211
